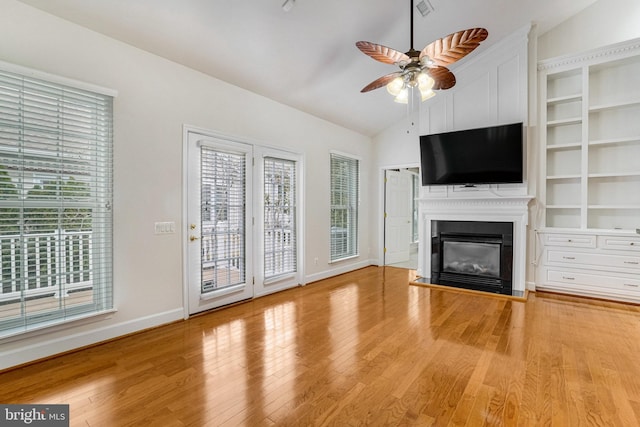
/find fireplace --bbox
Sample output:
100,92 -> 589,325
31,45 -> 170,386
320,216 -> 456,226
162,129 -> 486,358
431,220 -> 513,295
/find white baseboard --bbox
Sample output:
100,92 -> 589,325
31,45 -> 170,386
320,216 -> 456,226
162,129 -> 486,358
0,309 -> 184,371
304,259 -> 377,284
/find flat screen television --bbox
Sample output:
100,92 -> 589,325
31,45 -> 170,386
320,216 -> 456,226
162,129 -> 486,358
420,122 -> 524,186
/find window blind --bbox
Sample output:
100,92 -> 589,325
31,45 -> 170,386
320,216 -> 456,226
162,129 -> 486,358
330,153 -> 359,261
200,146 -> 246,292
0,68 -> 113,337
263,156 -> 297,279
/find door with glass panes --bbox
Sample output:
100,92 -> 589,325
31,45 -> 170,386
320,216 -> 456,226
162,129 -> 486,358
186,131 -> 301,314
253,147 -> 301,297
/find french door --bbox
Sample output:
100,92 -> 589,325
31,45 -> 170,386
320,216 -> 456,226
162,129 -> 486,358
185,129 -> 301,315
253,147 -> 302,297
186,132 -> 253,314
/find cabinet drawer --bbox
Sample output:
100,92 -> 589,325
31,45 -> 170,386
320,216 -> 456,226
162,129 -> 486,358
544,234 -> 596,248
547,250 -> 640,270
547,269 -> 640,293
598,235 -> 640,252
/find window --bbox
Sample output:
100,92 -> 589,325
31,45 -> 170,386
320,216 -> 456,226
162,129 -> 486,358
0,66 -> 113,337
263,156 -> 297,279
330,152 -> 359,261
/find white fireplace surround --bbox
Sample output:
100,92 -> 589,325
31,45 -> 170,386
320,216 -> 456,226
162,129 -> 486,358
418,195 -> 534,294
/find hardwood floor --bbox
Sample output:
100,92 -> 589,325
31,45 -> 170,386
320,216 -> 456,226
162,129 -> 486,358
2,266 -> 640,426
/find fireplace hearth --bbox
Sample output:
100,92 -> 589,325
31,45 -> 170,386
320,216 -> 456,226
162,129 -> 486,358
431,220 -> 513,295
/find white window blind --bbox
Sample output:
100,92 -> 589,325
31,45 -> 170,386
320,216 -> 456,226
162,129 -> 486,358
263,156 -> 297,279
200,147 -> 246,292
330,153 -> 359,261
0,68 -> 113,337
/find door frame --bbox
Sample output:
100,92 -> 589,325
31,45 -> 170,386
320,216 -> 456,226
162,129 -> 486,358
378,163 -> 420,268
182,125 -> 305,319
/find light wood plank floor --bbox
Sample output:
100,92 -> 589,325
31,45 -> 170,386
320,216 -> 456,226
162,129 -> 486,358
2,266 -> 640,426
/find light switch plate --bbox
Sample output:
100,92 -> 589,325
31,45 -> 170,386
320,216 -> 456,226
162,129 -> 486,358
154,221 -> 176,234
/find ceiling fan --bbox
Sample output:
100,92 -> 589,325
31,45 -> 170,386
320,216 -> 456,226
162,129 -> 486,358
356,0 -> 488,103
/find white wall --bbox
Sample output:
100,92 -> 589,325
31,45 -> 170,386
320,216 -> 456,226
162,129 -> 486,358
0,0 -> 374,370
538,0 -> 640,60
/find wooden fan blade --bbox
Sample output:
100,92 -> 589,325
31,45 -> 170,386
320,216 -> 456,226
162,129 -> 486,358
419,28 -> 488,67
356,41 -> 410,65
361,72 -> 403,93
428,66 -> 456,90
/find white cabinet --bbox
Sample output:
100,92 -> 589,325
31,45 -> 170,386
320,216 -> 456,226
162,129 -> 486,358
539,39 -> 640,231
537,231 -> 640,303
537,39 -> 640,302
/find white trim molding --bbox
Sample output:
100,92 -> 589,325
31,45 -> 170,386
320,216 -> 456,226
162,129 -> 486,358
538,37 -> 640,72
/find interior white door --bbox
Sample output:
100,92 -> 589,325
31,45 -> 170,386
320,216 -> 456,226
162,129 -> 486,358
186,132 -> 253,314
253,147 -> 302,297
384,169 -> 412,265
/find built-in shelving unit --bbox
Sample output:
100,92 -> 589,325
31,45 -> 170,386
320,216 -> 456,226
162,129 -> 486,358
536,38 -> 640,303
540,40 -> 640,231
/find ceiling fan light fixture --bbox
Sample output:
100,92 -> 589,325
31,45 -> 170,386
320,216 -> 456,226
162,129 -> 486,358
386,77 -> 405,96
394,88 -> 409,104
356,0 -> 488,107
417,72 -> 435,91
419,88 -> 435,101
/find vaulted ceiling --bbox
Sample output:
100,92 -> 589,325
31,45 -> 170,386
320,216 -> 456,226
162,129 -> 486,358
17,0 -> 598,136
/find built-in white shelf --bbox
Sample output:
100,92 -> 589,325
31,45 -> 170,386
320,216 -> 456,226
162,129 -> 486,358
588,171 -> 640,179
547,117 -> 582,127
589,99 -> 640,112
547,94 -> 582,105
547,142 -> 582,150
589,136 -> 640,146
547,174 -> 581,180
547,205 -> 581,209
588,205 -> 640,209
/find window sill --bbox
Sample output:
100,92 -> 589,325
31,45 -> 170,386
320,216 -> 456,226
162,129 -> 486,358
0,308 -> 117,344
329,254 -> 360,264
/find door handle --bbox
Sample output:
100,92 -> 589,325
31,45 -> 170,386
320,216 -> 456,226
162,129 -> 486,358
190,235 -> 200,242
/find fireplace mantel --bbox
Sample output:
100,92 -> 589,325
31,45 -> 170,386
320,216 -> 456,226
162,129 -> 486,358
418,195 -> 534,294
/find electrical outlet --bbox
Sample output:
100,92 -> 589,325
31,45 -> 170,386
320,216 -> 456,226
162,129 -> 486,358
154,221 -> 176,234
314,257 -> 318,265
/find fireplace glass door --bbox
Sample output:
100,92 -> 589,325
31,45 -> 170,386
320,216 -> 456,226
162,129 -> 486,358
442,240 -> 500,278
